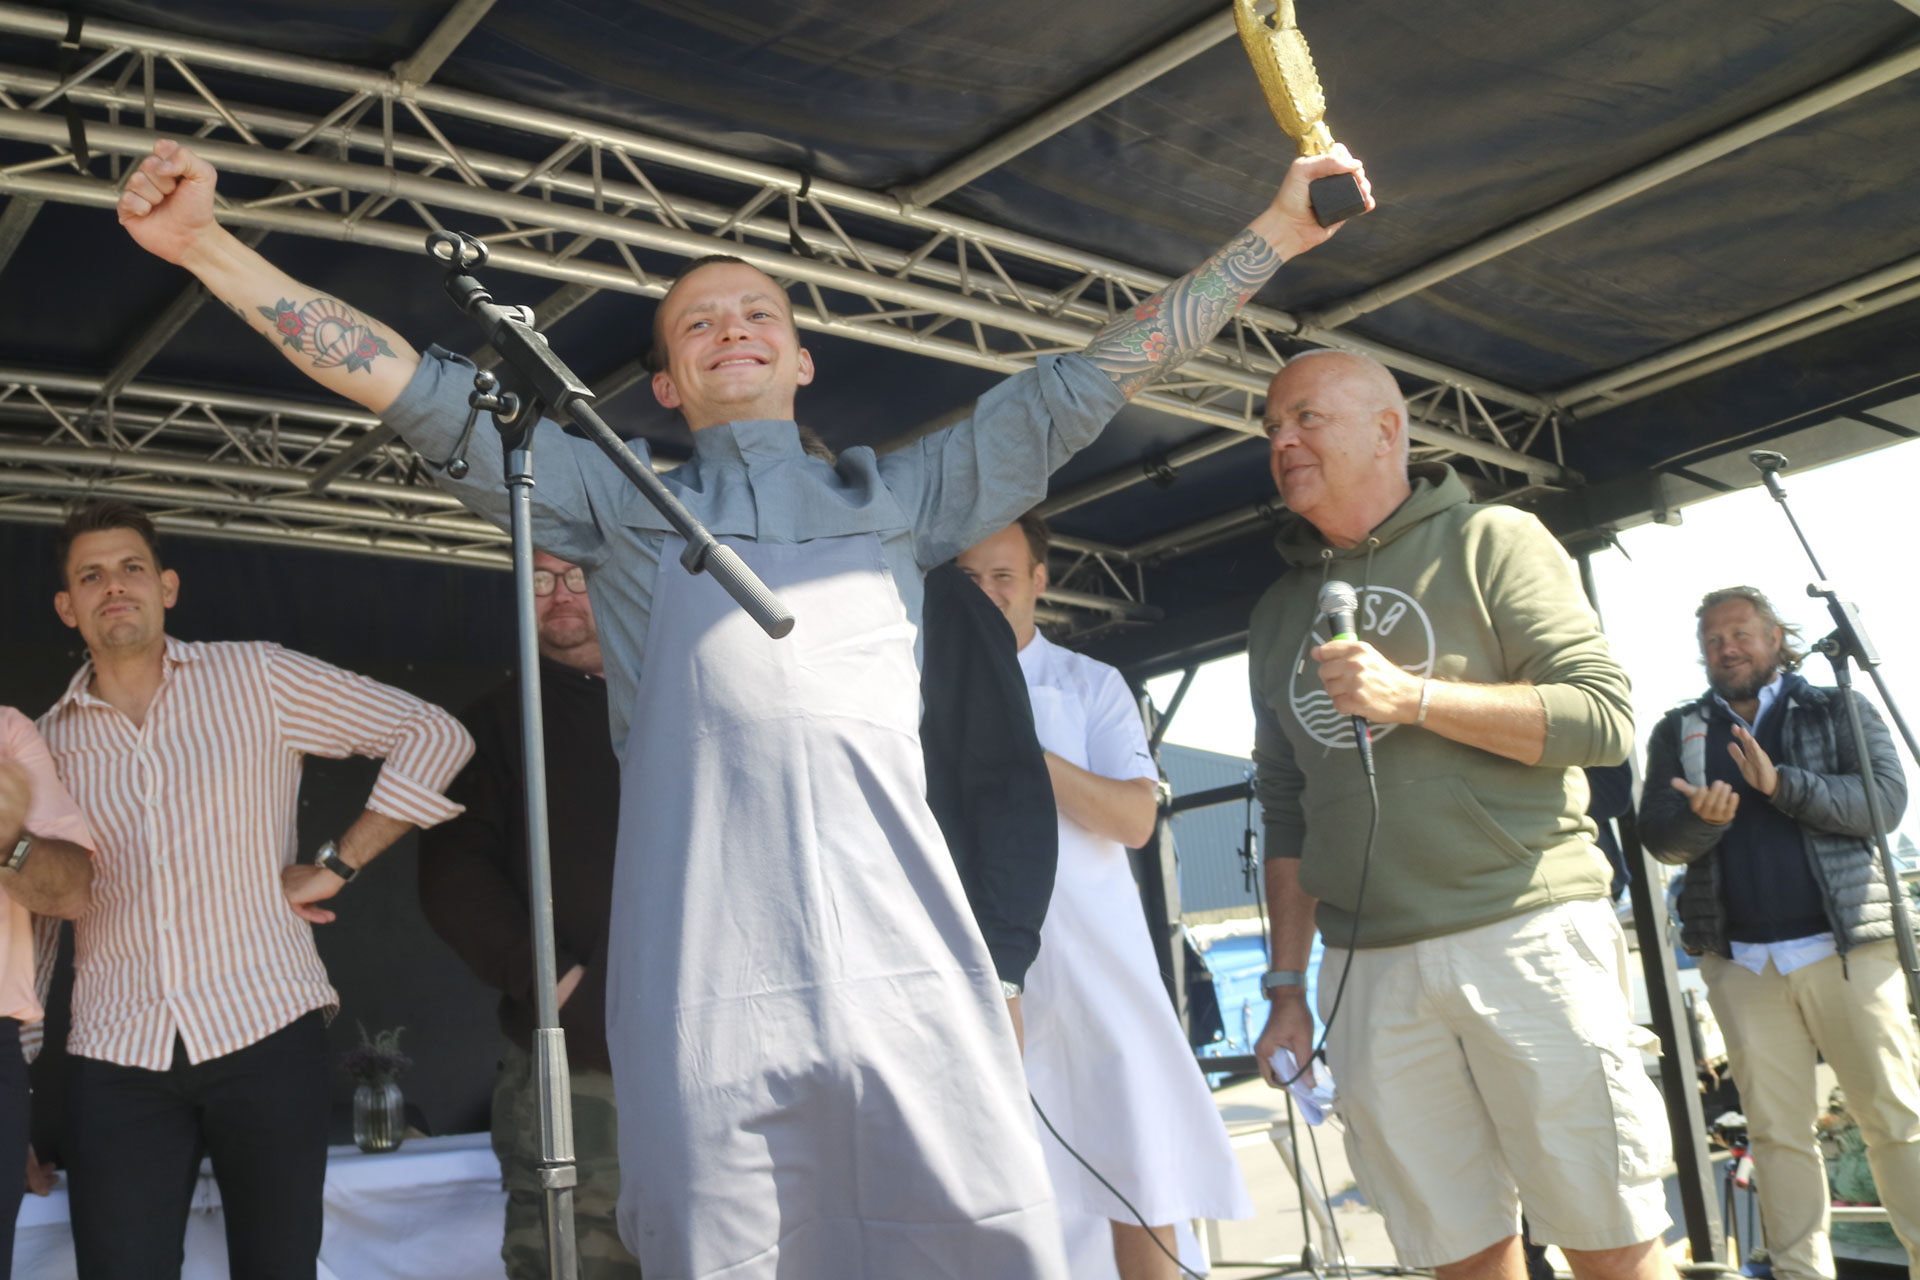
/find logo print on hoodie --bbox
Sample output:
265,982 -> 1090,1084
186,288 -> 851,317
1288,585 -> 1436,750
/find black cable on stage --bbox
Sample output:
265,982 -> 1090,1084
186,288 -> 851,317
1027,701 -> 1382,1278
1030,1092 -> 1205,1280
1273,762 -> 1378,1091
1302,1107 -> 1353,1280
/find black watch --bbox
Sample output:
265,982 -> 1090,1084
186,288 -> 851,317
315,840 -> 358,883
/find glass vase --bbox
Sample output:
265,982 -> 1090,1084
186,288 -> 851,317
353,1079 -> 406,1154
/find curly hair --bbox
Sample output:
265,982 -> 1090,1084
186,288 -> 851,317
1696,585 -> 1805,672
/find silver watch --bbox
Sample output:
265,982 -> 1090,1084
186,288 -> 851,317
315,839 -> 358,883
1000,979 -> 1023,999
1261,969 -> 1307,993
3,834 -> 30,873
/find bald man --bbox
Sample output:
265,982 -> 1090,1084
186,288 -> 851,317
1246,352 -> 1673,1280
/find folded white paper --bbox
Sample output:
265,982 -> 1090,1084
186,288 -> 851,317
1269,1048 -> 1336,1125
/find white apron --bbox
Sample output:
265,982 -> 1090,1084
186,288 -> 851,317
1021,678 -> 1254,1236
606,534 -> 1068,1280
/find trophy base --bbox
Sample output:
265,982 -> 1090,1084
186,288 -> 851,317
1309,172 -> 1368,228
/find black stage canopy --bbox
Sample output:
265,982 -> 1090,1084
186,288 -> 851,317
2,0 -> 1918,674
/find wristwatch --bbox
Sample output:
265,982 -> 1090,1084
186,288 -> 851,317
3,834 -> 30,873
1000,979 -> 1023,999
1261,969 -> 1307,993
315,839 -> 358,884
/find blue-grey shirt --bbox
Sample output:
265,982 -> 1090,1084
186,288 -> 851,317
381,348 -> 1126,755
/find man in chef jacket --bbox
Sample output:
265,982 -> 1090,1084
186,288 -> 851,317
959,515 -> 1253,1280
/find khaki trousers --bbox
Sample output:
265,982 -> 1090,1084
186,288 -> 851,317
1701,940 -> 1920,1280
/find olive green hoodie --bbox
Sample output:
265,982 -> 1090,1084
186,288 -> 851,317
1250,463 -> 1632,948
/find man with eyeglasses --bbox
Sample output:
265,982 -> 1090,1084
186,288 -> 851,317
419,551 -> 637,1280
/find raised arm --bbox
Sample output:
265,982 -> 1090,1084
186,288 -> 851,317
117,138 -> 420,413
1083,148 -> 1372,398
886,149 -> 1373,563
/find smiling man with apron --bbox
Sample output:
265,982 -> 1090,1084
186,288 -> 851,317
113,130 -> 1370,1278
389,349 -> 1116,1280
960,518 -> 1253,1279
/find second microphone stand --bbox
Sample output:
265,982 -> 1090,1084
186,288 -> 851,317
424,230 -> 796,1279
1750,450 -> 1920,1019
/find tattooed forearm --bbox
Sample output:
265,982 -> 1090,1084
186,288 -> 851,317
1083,230 -> 1282,399
257,297 -> 398,374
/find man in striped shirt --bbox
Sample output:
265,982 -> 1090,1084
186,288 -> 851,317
37,501 -> 474,1280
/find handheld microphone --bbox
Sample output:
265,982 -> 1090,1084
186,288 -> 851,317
1749,449 -> 1789,503
1315,580 -> 1375,778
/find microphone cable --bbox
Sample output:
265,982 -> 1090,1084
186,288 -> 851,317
1272,761 -> 1377,1091
1029,1091 -> 1206,1280
1022,631 -> 1384,1278
1026,757 -> 1379,1280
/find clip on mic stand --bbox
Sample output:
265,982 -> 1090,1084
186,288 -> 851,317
423,231 -> 797,1280
1749,449 -> 1920,1020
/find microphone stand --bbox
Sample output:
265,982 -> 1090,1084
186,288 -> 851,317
423,231 -> 797,1280
1749,450 -> 1920,1019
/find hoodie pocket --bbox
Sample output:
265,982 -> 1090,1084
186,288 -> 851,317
1298,775 -> 1543,934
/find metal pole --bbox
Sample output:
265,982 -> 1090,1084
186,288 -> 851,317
1621,809 -> 1729,1266
0,496 -> 513,568
1140,689 -> 1186,1027
0,363 -> 384,428
1555,251 -> 1920,414
505,429 -> 583,1280
0,441 -> 470,509
1562,277 -> 1920,418
1822,649 -> 1920,1018
393,0 -> 498,87
1306,41 -> 1920,331
1576,548 -> 1727,1266
3,114 -> 1558,460
1148,666 -> 1198,753
0,0 -> 1546,414
0,194 -> 41,273
904,11 -> 1236,206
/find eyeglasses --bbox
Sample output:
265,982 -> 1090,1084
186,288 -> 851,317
532,567 -> 587,597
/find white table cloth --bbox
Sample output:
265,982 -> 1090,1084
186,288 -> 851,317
13,1131 -> 511,1279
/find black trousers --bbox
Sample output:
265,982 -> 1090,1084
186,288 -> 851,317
65,1011 -> 329,1280
0,1017 -> 27,1280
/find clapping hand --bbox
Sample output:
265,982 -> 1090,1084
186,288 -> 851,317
1727,723 -> 1779,796
1671,776 -> 1738,825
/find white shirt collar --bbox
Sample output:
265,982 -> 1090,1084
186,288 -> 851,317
1016,629 -> 1052,678
1713,670 -> 1784,731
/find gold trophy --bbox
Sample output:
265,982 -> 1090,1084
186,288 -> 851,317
1234,0 -> 1369,227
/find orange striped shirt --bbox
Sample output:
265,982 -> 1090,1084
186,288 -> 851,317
38,638 -> 473,1069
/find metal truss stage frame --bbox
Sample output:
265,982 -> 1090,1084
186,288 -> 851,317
1,0 -> 1918,635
